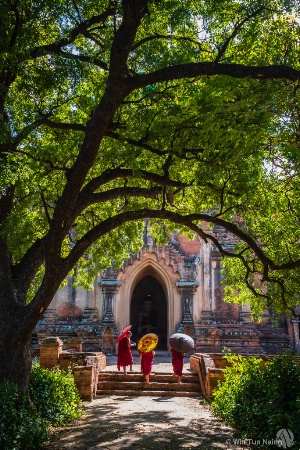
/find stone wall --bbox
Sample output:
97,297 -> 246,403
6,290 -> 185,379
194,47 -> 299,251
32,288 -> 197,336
39,337 -> 106,401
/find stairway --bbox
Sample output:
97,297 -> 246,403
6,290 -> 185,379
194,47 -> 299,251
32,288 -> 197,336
96,371 -> 201,397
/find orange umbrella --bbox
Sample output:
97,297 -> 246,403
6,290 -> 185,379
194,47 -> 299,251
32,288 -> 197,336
116,325 -> 132,343
138,333 -> 158,353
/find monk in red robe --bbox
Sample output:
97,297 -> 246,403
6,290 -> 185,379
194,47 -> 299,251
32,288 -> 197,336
139,350 -> 155,383
171,347 -> 184,384
117,331 -> 135,374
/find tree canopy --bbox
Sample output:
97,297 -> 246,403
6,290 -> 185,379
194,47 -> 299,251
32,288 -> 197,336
1,0 -> 300,386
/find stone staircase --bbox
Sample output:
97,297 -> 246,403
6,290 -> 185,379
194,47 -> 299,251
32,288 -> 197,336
96,371 -> 201,397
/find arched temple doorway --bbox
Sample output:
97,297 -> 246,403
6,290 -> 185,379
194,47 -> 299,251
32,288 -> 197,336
130,275 -> 167,350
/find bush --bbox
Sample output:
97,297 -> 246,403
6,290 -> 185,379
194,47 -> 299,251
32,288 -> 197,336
211,353 -> 300,448
29,365 -> 82,426
0,365 -> 82,449
0,380 -> 48,450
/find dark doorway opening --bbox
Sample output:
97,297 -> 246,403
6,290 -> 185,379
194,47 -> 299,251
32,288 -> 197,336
130,275 -> 167,350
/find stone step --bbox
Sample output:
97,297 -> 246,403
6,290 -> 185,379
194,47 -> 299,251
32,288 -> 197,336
96,371 -> 202,398
98,372 -> 199,384
97,380 -> 201,392
96,389 -> 201,397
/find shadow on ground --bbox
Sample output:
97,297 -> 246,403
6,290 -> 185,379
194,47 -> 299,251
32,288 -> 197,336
41,395 -> 251,450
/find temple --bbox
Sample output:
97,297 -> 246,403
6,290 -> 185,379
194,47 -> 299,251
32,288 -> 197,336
33,222 -> 300,355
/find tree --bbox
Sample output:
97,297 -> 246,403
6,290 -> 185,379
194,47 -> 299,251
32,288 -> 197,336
0,0 -> 299,389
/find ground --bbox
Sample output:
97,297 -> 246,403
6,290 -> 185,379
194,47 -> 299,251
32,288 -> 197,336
41,395 -> 252,450
40,352 -> 251,450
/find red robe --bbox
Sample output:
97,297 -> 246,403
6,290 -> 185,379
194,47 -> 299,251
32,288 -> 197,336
117,337 -> 134,371
140,351 -> 154,376
171,348 -> 184,377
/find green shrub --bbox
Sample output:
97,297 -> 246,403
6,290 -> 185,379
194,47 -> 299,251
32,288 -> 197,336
0,380 -> 48,450
0,365 -> 82,449
211,353 -> 300,448
29,365 -> 82,426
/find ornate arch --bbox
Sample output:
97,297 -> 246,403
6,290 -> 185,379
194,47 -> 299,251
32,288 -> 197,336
117,250 -> 181,338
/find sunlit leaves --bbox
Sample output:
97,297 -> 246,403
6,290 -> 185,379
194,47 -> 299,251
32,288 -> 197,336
67,220 -> 145,289
1,0 -> 300,316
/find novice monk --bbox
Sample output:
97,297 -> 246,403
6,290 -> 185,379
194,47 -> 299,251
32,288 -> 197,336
171,347 -> 184,384
140,349 -> 155,383
127,331 -> 136,371
117,331 -> 135,374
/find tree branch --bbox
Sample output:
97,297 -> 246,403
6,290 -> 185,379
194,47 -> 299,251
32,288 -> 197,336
30,7 -> 116,65
77,167 -> 189,204
126,63 -> 299,92
13,118 -> 86,147
106,130 -> 169,155
214,7 -> 265,64
10,148 -> 70,173
57,209 -> 271,271
12,237 -> 46,296
76,186 -> 162,213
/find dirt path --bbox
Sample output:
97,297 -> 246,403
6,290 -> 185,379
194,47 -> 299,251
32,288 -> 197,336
41,354 -> 250,450
41,395 -> 251,450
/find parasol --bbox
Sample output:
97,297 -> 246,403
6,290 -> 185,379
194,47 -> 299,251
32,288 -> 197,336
169,333 -> 195,353
116,325 -> 132,343
138,333 -> 158,353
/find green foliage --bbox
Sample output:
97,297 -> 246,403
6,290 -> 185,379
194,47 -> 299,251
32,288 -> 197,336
0,381 -> 48,450
212,354 -> 300,448
0,365 -> 83,449
29,365 -> 82,427
1,0 -> 300,326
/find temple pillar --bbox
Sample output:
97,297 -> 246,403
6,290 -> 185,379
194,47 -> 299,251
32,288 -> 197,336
97,276 -> 121,352
201,242 -> 215,322
176,281 -> 199,335
211,254 -> 222,313
291,319 -> 300,351
99,280 -> 120,324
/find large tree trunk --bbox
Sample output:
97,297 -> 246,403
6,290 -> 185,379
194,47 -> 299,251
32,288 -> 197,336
0,302 -> 33,391
0,240 -> 35,390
